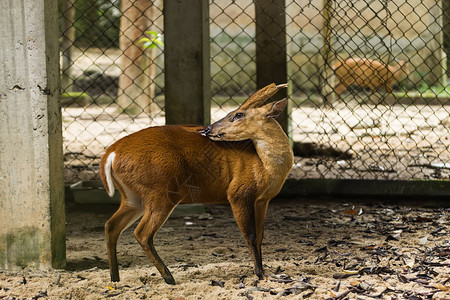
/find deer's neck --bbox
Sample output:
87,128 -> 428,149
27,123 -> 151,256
252,120 -> 294,184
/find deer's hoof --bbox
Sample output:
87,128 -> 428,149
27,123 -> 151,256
110,273 -> 120,282
164,275 -> 176,285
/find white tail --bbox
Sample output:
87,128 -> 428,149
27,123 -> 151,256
104,152 -> 116,197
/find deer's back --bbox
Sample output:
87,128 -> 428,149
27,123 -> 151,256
334,58 -> 397,90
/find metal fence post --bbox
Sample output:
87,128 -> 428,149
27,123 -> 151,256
164,0 -> 211,126
255,0 -> 290,135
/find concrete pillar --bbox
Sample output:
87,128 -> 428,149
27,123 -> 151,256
0,0 -> 65,269
164,0 -> 210,126
255,0 -> 290,135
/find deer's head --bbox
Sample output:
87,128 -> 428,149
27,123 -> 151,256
201,83 -> 288,141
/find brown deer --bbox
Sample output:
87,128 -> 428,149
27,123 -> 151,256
333,58 -> 410,99
100,83 -> 294,285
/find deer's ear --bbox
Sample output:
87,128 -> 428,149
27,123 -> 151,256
265,99 -> 287,118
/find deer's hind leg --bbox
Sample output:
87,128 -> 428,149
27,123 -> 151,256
134,193 -> 179,285
105,183 -> 144,282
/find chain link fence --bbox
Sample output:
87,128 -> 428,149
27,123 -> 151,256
60,0 -> 450,184
60,0 -> 164,182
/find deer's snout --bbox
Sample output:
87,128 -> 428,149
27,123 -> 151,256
200,123 -> 226,140
200,125 -> 212,136
204,125 -> 212,135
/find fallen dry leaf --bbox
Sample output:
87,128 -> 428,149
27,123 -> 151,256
349,280 -> 360,286
344,209 -> 359,215
433,283 -> 450,292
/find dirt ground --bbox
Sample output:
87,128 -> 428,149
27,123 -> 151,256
0,198 -> 449,299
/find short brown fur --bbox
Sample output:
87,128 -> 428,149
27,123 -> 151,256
100,84 -> 293,285
333,58 -> 410,99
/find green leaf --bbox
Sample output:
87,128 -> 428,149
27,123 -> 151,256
138,37 -> 149,44
137,31 -> 164,50
153,39 -> 164,46
144,31 -> 159,37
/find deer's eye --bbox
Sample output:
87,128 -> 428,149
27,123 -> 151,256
235,112 -> 244,119
230,112 -> 245,122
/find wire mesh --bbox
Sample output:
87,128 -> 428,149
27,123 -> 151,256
60,0 -> 450,184
60,0 -> 164,183
286,0 -> 450,180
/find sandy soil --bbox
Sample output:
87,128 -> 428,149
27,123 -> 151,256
1,198 -> 449,299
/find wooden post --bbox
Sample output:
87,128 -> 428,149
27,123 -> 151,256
444,0 -> 450,43
255,0 -> 289,134
0,0 -> 65,269
164,0 -> 210,126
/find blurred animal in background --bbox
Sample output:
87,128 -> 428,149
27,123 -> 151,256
333,58 -> 410,99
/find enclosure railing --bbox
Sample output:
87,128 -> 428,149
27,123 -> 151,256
60,0 -> 450,187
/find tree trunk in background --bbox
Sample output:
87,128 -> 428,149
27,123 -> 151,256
118,0 -> 152,115
61,0 -> 76,92
320,0 -> 336,104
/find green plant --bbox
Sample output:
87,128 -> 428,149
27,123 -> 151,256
138,31 -> 164,50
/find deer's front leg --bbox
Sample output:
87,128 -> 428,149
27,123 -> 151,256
228,186 -> 264,280
254,198 -> 270,258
